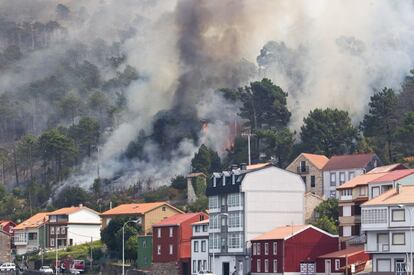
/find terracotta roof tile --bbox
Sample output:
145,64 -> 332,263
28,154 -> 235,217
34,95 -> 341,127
369,169 -> 414,183
153,213 -> 205,227
323,153 -> 376,171
14,212 -> 49,230
253,225 -> 308,240
367,163 -> 407,174
318,245 -> 365,258
302,153 -> 329,170
101,202 -> 181,216
337,172 -> 388,190
363,185 -> 414,206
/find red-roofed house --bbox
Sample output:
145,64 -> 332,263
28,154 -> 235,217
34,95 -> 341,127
250,225 -> 339,274
152,212 -> 208,275
46,204 -> 101,248
100,202 -> 183,234
286,153 -> 329,197
336,165 -> 412,242
323,153 -> 380,198
316,245 -> 370,274
0,220 -> 15,236
14,212 -> 49,255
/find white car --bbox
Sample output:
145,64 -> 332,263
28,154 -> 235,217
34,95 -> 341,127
0,262 -> 16,272
39,266 -> 54,273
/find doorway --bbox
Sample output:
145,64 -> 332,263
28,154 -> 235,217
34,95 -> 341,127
325,259 -> 331,274
182,262 -> 189,275
223,262 -> 230,275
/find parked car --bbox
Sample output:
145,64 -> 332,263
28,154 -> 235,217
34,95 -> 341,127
39,266 -> 54,273
0,262 -> 16,272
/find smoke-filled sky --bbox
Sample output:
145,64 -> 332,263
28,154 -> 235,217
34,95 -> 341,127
1,0 -> 414,189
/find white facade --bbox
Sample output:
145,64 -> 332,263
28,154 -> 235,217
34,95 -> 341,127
191,221 -> 209,274
207,166 -> 305,275
67,208 -> 101,245
369,174 -> 414,199
362,204 -> 414,273
323,168 -> 363,198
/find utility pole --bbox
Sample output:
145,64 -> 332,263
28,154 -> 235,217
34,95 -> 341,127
90,237 -> 93,271
241,129 -> 256,165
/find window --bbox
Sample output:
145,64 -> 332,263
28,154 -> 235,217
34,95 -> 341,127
193,260 -> 196,273
157,245 -> 161,255
221,196 -> 226,206
264,259 -> 269,272
359,186 -> 367,196
198,260 -> 202,272
273,242 -> 277,255
257,259 -> 261,273
339,172 -> 346,184
372,186 -> 380,198
362,208 -> 388,224
330,173 -> 336,186
209,215 -> 219,230
208,196 -> 219,210
195,225 -> 200,232
300,160 -> 306,170
50,238 -> 55,247
28,232 -> 37,240
143,240 -> 147,248
392,233 -> 406,245
252,243 -> 257,255
56,227 -> 60,235
311,176 -> 316,187
228,233 -> 242,249
203,260 -> 207,271
221,216 -> 226,226
257,243 -> 261,255
228,212 -> 242,228
330,190 -> 336,198
157,228 -> 161,238
169,244 -> 173,255
202,225 -> 208,232
227,193 -> 241,207
335,259 -> 340,270
209,234 -> 220,250
392,209 -> 405,222
61,226 -> 66,234
50,226 -> 55,235
162,206 -> 166,211
194,241 -> 199,252
169,227 -> 174,237
343,226 -> 352,237
273,260 -> 278,272
201,240 -> 206,252
264,242 -> 269,255
343,206 -> 351,217
348,171 -> 355,180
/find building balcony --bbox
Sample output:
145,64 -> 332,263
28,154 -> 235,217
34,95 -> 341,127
340,195 -> 353,201
297,166 -> 309,174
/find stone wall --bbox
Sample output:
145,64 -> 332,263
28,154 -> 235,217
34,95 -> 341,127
0,231 -> 11,263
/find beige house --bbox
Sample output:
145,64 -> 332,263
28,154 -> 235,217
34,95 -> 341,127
286,153 -> 329,197
100,202 -> 183,234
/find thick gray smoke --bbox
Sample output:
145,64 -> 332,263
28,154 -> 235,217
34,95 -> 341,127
1,0 -> 414,190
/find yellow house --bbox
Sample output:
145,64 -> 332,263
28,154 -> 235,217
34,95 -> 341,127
100,202 -> 183,234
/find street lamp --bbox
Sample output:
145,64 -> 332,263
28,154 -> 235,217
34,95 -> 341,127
399,204 -> 413,275
211,213 -> 229,274
122,219 -> 141,275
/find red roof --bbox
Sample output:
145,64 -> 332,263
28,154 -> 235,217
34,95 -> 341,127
253,225 -> 330,241
368,163 -> 407,174
101,202 -> 182,216
369,169 -> 414,183
153,213 -> 205,227
318,245 -> 365,258
323,153 -> 376,171
302,153 -> 329,170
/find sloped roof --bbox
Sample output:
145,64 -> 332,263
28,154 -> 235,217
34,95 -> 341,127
337,172 -> 388,190
369,169 -> 414,183
363,185 -> 414,206
247,163 -> 271,170
323,153 -> 376,171
253,225 -> 309,240
101,202 -> 182,216
47,205 -> 100,216
153,213 -> 205,227
192,219 -> 209,225
302,153 -> 329,170
14,212 -> 49,230
368,163 -> 407,174
318,245 -> 365,258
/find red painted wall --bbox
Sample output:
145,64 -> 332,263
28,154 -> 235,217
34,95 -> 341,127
152,213 -> 208,263
284,228 -> 338,272
251,227 -> 338,273
316,251 -> 370,273
316,257 -> 345,273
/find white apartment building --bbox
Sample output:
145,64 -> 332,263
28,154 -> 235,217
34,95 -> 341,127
206,164 -> 305,275
361,185 -> 414,274
323,153 -> 379,198
191,219 -> 209,275
47,205 -> 101,248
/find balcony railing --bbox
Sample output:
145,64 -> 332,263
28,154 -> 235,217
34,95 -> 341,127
297,166 -> 309,174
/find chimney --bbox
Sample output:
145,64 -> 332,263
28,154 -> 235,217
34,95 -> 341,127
240,163 -> 247,170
